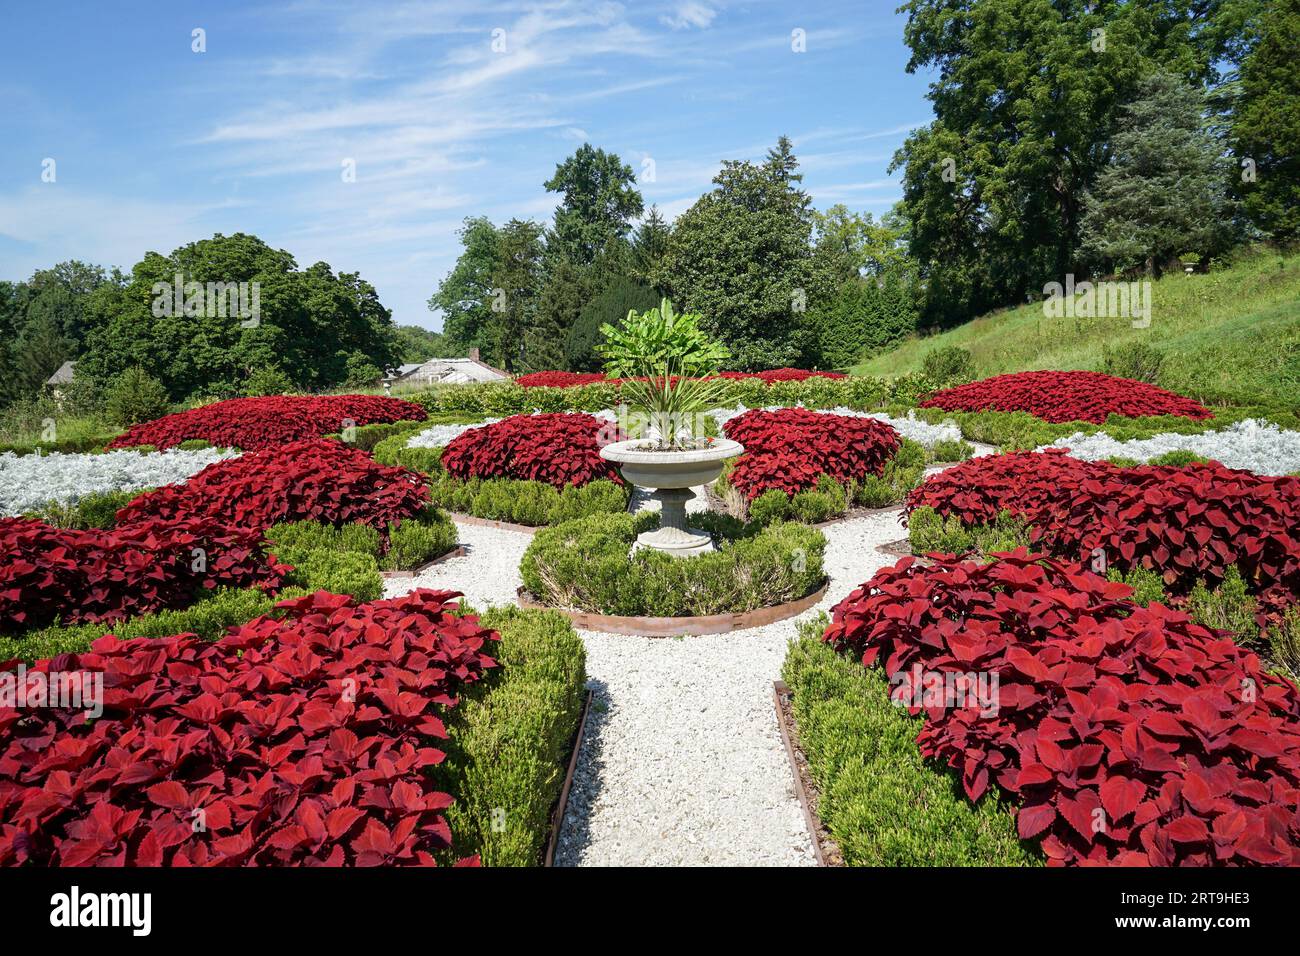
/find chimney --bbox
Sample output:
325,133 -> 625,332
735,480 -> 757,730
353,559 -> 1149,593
468,347 -> 480,362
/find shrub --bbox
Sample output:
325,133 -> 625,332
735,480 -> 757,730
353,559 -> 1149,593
1147,448 -> 1211,466
520,512 -> 825,616
920,346 -> 976,386
107,395 -> 426,450
281,549 -> 383,602
434,606 -> 587,866
1271,608 -> 1300,681
0,515 -> 290,634
117,439 -> 430,537
906,451 -> 1300,616
242,366 -> 294,397
1106,566 -> 1167,606
855,437 -> 926,508
441,414 -> 622,490
0,586 -> 282,663
1186,565 -> 1260,644
782,616 -> 1038,866
907,506 -> 1033,559
920,370 -> 1213,423
264,518 -> 382,558
1100,340 -> 1165,384
103,366 -> 170,427
0,589 -> 497,866
723,408 -> 900,500
823,550 -> 1300,866
427,475 -> 628,527
334,418 -> 429,453
381,511 -> 458,572
23,487 -> 143,530
927,438 -> 975,463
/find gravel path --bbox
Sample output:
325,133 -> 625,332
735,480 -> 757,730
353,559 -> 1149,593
386,499 -> 911,866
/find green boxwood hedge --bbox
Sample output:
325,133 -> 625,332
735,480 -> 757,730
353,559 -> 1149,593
435,605 -> 588,866
406,373 -> 939,419
782,617 -> 1039,866
520,511 -> 825,616
428,475 -> 629,527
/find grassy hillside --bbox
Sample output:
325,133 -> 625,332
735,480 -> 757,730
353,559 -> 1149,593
854,249 -> 1300,408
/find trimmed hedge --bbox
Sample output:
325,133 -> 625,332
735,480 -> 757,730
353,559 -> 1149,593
0,586 -> 291,663
782,617 -> 1039,866
907,506 -> 1034,559
435,605 -> 588,866
405,373 -> 939,419
265,508 -> 458,574
520,511 -> 826,616
428,475 -> 629,527
0,431 -> 123,457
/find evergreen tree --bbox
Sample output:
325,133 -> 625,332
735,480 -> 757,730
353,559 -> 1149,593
1231,0 -> 1300,240
631,205 -> 672,291
526,258 -> 593,372
1081,73 -> 1235,275
565,275 -> 661,371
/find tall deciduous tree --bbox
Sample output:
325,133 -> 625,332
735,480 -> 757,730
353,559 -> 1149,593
544,144 -> 644,266
487,218 -> 546,372
77,233 -> 399,400
891,0 -> 1234,324
428,216 -> 499,355
1081,73 -> 1235,275
659,136 -> 828,368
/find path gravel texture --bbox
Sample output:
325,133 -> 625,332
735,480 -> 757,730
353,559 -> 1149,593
387,490 -> 912,866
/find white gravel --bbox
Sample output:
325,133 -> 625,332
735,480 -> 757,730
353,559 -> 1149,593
708,404 -> 965,447
1038,418 -> 1300,476
387,494 -> 910,866
405,409 -> 621,450
0,446 -> 239,516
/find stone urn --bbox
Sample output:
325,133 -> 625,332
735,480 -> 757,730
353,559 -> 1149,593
600,438 -> 744,558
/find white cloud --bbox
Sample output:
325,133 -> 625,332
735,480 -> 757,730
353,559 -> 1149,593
660,2 -> 717,30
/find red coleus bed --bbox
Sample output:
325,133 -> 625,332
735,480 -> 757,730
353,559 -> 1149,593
824,551 -> 1300,866
906,451 -> 1300,616
514,371 -> 609,388
920,370 -> 1213,423
441,414 -> 622,489
0,589 -> 496,866
722,408 -> 899,500
107,395 -> 427,451
115,439 -> 430,535
0,516 -> 289,634
514,368 -> 845,388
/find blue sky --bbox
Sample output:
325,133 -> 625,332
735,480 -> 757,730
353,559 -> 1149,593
0,0 -> 934,331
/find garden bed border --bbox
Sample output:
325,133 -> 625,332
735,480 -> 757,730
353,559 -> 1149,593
445,512 -> 540,534
773,679 -> 839,867
515,581 -> 828,636
377,545 -> 468,580
544,689 -> 594,867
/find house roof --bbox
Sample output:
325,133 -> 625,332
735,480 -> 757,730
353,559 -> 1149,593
387,357 -> 509,384
46,360 -> 76,385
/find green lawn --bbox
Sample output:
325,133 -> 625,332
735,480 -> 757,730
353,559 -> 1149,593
854,249 -> 1300,408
